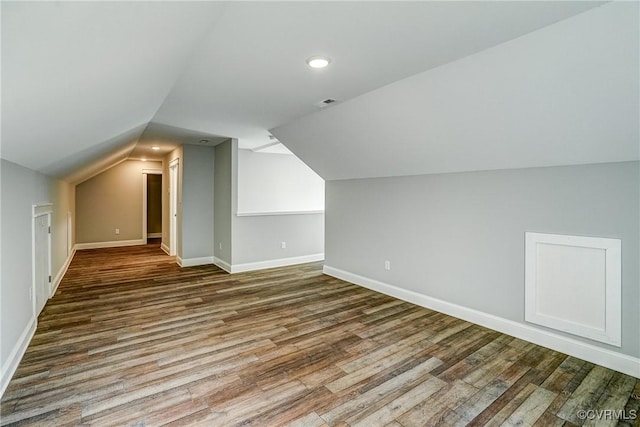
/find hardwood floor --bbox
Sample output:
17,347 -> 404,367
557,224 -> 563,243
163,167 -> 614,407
1,242 -> 638,426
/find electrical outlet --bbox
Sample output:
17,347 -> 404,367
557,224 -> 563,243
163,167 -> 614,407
281,241 -> 286,249
219,243 -> 222,250
384,260 -> 391,271
115,228 -> 120,235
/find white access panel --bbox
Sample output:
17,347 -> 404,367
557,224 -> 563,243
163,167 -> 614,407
525,232 -> 621,346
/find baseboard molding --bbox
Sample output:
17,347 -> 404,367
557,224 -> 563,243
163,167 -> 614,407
160,243 -> 170,255
323,265 -> 640,378
51,248 -> 76,297
213,257 -> 232,273
231,253 -> 324,274
236,210 -> 325,217
75,239 -> 146,250
147,233 -> 162,238
0,317 -> 36,398
177,256 -> 215,268
176,254 -> 324,273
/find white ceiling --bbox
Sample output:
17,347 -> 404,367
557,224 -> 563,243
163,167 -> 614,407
128,122 -> 229,162
2,1 -> 619,182
272,1 -> 639,180
153,1 -> 603,143
2,1 -> 228,173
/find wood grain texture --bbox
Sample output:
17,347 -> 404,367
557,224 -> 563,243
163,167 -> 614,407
1,242 -> 638,426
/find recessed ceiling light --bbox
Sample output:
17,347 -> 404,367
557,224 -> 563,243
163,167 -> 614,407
306,56 -> 330,69
151,146 -> 160,150
199,139 -> 209,144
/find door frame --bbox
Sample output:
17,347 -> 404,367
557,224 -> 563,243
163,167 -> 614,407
66,211 -> 72,257
142,168 -> 163,243
32,203 -> 52,316
168,159 -> 179,256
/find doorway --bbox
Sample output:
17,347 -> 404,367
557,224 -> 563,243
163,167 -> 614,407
142,169 -> 162,243
147,174 -> 162,240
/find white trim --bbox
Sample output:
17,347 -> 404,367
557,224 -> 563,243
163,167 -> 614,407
32,205 -> 52,317
231,253 -> 324,273
213,257 -> 232,273
0,316 -> 36,398
323,265 -> 640,378
75,239 -> 145,250
177,256 -> 215,268
142,173 -> 148,241
33,203 -> 53,216
147,233 -> 162,239
51,247 -> 76,297
236,210 -> 324,217
160,242 -> 171,255
66,211 -> 72,257
169,159 -> 179,257
525,232 -> 621,347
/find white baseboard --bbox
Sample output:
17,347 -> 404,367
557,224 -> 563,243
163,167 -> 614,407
147,233 -> 162,238
160,242 -> 171,255
231,253 -> 324,274
323,265 -> 640,378
0,317 -> 36,398
50,247 -> 76,297
213,257 -> 232,273
177,256 -> 215,268
236,210 -> 325,217
75,239 -> 146,250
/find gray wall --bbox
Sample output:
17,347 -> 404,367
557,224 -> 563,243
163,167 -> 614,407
213,140 -> 325,267
232,142 -> 324,265
325,161 -> 639,357
0,160 -> 51,370
234,148 -> 325,265
233,214 -> 324,265
214,140 -> 233,264
181,145 -> 215,260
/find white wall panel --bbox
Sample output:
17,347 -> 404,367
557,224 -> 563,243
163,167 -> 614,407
525,232 -> 621,346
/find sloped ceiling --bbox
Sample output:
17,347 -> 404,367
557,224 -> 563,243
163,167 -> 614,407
153,1 -> 601,142
43,124 -> 145,184
3,1 -> 628,183
1,1 -> 228,176
272,1 -> 639,180
128,122 -> 229,163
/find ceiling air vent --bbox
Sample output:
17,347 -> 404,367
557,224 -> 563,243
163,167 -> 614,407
314,98 -> 337,108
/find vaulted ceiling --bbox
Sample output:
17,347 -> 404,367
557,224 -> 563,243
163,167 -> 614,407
2,1 -> 636,183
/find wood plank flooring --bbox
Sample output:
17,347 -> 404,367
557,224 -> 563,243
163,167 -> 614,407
1,242 -> 638,426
